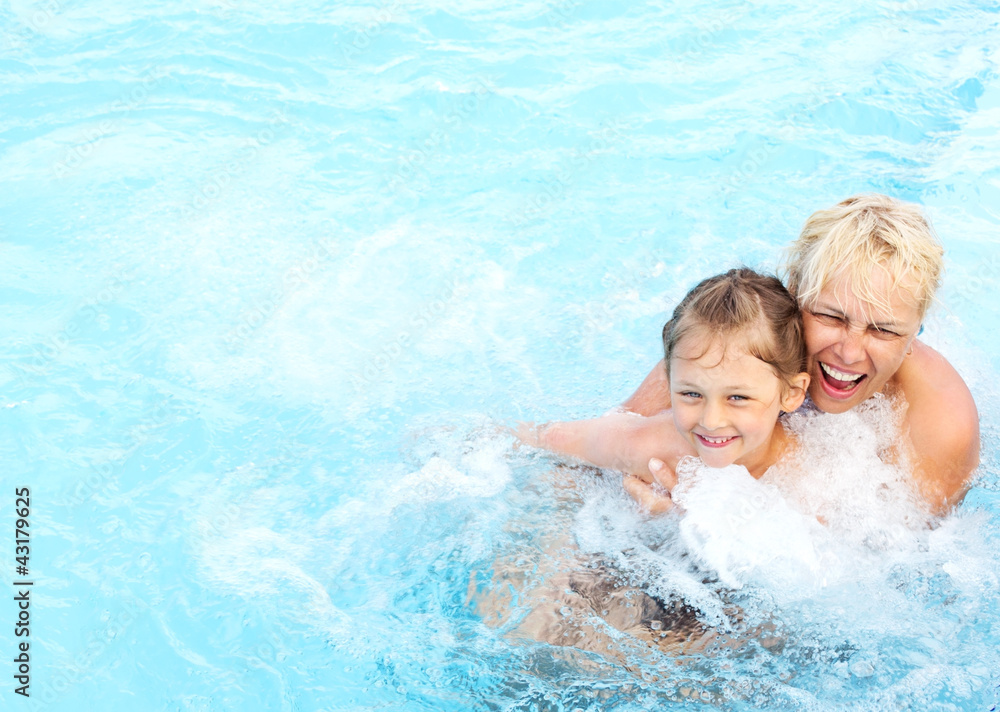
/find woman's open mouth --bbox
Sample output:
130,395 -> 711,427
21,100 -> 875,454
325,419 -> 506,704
818,362 -> 867,399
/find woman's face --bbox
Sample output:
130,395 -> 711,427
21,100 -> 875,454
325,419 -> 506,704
802,268 -> 922,414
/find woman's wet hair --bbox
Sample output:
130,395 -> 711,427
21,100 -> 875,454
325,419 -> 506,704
782,193 -> 944,320
662,268 -> 807,389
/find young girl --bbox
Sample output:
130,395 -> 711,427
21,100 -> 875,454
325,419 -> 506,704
520,267 -> 811,504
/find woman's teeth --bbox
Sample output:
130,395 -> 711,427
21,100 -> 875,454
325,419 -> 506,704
820,362 -> 864,384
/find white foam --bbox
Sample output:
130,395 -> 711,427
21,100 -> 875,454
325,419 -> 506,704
567,389 -> 1000,645
672,459 -> 825,593
765,394 -> 933,555
394,436 -> 512,504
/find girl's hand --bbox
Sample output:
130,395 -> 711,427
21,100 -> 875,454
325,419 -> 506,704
623,458 -> 677,515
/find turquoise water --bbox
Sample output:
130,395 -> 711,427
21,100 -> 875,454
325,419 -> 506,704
1,0 -> 1000,709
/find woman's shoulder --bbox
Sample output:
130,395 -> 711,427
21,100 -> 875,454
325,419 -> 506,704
893,340 -> 976,415
892,339 -> 980,508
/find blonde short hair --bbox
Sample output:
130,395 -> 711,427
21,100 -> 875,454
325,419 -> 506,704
782,194 -> 944,320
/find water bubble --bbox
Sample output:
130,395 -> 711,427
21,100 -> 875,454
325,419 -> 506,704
850,660 -> 875,677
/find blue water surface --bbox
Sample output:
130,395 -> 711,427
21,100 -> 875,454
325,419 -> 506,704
1,1 -> 1000,710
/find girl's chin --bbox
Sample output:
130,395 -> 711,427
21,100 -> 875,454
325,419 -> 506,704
696,452 -> 739,468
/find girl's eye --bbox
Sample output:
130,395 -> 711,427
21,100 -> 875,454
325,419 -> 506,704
679,391 -> 701,399
728,395 -> 749,402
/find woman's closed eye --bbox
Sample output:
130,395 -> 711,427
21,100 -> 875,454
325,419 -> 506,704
813,311 -> 905,340
813,312 -> 845,326
868,325 -> 902,340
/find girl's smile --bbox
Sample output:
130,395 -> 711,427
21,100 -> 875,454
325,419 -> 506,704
695,433 -> 739,447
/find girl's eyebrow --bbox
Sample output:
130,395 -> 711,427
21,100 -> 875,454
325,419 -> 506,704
672,381 -> 759,392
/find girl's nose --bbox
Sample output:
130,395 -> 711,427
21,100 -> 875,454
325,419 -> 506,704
700,400 -> 727,430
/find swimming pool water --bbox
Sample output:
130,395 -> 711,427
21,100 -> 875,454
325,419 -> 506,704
2,1 -> 1000,710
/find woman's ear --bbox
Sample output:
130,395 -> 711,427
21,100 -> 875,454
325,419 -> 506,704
780,372 -> 811,412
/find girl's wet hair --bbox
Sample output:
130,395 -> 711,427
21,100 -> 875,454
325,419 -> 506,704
662,268 -> 807,388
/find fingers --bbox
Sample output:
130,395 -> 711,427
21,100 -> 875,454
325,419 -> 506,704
648,458 -> 678,491
512,421 -> 539,448
623,475 -> 674,515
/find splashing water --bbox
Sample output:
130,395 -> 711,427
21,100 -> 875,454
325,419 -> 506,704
498,393 -> 1000,707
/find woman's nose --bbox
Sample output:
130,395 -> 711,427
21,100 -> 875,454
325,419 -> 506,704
836,326 -> 867,364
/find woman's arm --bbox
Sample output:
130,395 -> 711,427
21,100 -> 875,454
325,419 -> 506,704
896,341 -> 980,513
620,360 -> 672,415
622,458 -> 678,514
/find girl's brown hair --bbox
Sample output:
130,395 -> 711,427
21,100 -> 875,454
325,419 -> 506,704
662,268 -> 807,388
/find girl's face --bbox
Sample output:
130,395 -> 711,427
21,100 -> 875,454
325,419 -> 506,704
669,332 -> 807,473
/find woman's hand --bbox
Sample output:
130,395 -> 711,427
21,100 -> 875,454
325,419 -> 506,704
623,458 -> 677,514
513,421 -> 544,448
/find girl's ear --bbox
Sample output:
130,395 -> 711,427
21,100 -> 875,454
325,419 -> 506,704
780,372 -> 811,412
